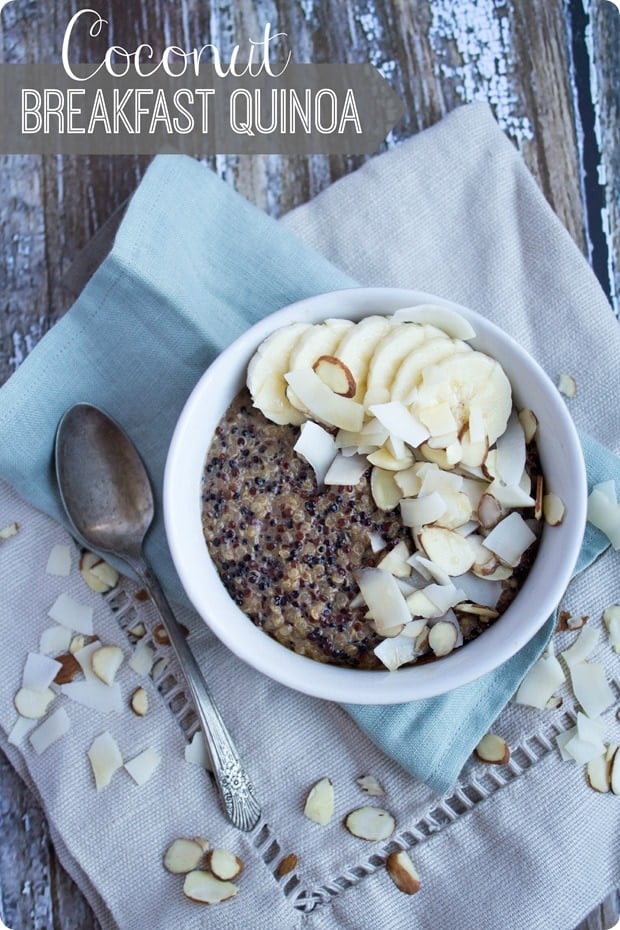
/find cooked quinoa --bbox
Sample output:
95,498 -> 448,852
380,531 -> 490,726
200,389 -> 538,670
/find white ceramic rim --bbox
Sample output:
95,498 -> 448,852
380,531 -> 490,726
164,287 -> 588,704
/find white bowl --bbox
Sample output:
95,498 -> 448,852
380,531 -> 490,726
164,288 -> 587,704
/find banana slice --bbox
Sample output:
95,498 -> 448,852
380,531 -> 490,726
247,322 -> 312,424
332,315 -> 392,403
287,320 -> 354,412
364,323 -> 449,408
391,338 -> 472,404
410,351 -> 512,445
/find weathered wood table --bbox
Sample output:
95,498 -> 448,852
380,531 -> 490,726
1,1 -> 618,927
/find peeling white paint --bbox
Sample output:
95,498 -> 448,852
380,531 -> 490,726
429,0 -> 533,145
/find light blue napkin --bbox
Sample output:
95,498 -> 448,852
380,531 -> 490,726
0,153 -> 616,793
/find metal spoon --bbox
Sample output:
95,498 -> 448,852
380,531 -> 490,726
55,403 -> 261,832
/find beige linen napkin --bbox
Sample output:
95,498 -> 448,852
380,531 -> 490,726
0,103 -> 619,930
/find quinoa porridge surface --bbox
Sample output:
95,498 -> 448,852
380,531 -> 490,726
200,389 -> 535,670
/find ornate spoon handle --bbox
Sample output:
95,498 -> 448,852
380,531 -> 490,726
134,560 -> 261,832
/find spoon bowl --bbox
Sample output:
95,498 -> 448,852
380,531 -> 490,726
55,403 -> 261,832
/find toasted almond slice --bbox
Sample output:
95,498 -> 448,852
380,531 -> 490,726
475,733 -> 510,765
0,521 -> 19,538
428,620 -> 458,657
14,687 -> 55,719
124,748 -> 161,786
587,753 -> 610,793
545,695 -> 563,709
183,870 -> 239,904
418,443 -> 453,470
207,849 -> 244,881
79,551 -> 119,593
370,467 -> 402,512
88,731 -> 123,790
293,421 -> 337,485
344,806 -> 395,841
275,853 -> 298,878
477,493 -> 503,530
455,602 -> 499,620
558,373 -> 577,397
313,355 -> 356,397
386,850 -> 421,895
418,526 -> 475,576
543,492 -> 566,526
91,645 -> 124,686
356,775 -> 385,796
130,686 -> 149,717
46,544 -> 72,577
164,838 -> 205,874
518,408 -> 538,442
610,747 -> 620,796
127,622 -> 146,639
69,634 -> 87,654
406,589 -> 443,619
534,474 -> 544,521
74,640 -> 102,681
54,652 -> 82,685
29,707 -> 71,755
478,562 -> 513,581
459,430 -> 489,468
304,777 -> 334,825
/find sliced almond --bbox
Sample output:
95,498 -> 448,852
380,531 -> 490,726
87,731 -> 123,790
543,492 -> 566,526
455,602 -> 499,620
164,837 -> 206,874
418,442 -> 453,470
344,806 -> 395,841
610,747 -> 620,796
428,620 -> 458,657
127,622 -> 146,639
370,467 -> 403,512
603,604 -> 620,652
356,774 -> 385,796
183,870 -> 239,904
14,687 -> 55,719
206,849 -> 244,881
555,610 -> 587,632
418,526 -> 475,576
534,474 -> 544,521
152,623 -> 190,646
477,493 -> 504,530
474,733 -> 510,765
91,645 -> 124,686
558,373 -> 576,397
518,408 -> 538,443
386,850 -> 421,895
587,753 -> 610,793
313,355 -> 356,398
367,444 -> 415,472
304,777 -> 334,825
53,652 -> 82,685
275,853 -> 298,878
0,521 -> 19,538
79,551 -> 119,593
69,634 -> 87,654
130,686 -> 149,717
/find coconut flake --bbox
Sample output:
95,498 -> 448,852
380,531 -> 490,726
74,640 -> 102,681
184,731 -> 213,771
560,626 -> 599,668
603,605 -> 620,652
368,401 -> 429,449
587,487 -> 620,549
368,531 -> 387,553
376,540 -> 411,578
514,654 -> 565,709
482,513 -> 537,567
88,731 -> 123,790
485,481 -> 535,509
39,625 -> 72,655
374,633 -> 417,670
400,492 -> 446,528
124,748 -> 161,786
46,544 -> 72,577
428,620 -> 458,657
129,639 -> 155,676
455,571 -> 501,608
293,421 -> 337,485
285,368 -> 364,432
48,593 -> 94,634
570,662 -> 614,718
356,568 -> 411,635
60,680 -> 123,714
324,453 -> 368,486
22,653 -> 63,691
8,715 -> 38,746
556,727 -> 578,761
543,493 -> 566,526
495,412 -> 526,487
423,583 -> 466,614
29,707 -> 71,755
